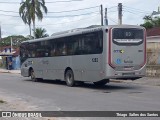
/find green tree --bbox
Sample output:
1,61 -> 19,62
140,21 -> 153,29
30,0 -> 48,37
34,27 -> 49,38
141,15 -> 160,29
19,0 -> 48,38
19,0 -> 32,36
143,15 -> 152,21
0,35 -> 27,47
152,17 -> 160,26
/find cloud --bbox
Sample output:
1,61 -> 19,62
0,0 -> 159,37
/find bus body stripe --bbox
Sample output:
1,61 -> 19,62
108,28 -> 115,68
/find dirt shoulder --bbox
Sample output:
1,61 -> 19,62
0,90 -> 56,120
111,77 -> 160,87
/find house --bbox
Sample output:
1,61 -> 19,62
147,27 -> 160,42
0,46 -> 20,70
147,27 -> 160,53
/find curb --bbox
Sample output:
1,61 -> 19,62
0,71 -> 10,73
0,70 -> 20,74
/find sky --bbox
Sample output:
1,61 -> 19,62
0,0 -> 160,38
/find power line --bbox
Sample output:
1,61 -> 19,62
0,14 -> 19,17
45,0 -> 84,3
2,14 -> 100,27
107,16 -> 117,24
123,8 -> 151,14
0,10 -> 18,13
38,14 -> 100,26
45,11 -> 99,18
123,9 -> 150,15
107,10 -> 117,13
123,6 -> 151,14
108,6 -> 117,9
123,10 -> 138,15
0,5 -> 100,18
46,6 -> 99,13
0,11 -> 99,18
0,2 -> 19,4
0,5 -> 99,14
0,0 -> 83,4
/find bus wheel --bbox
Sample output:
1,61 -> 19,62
65,70 -> 75,87
30,69 -> 37,82
93,79 -> 109,87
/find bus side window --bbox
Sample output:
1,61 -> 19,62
66,36 -> 78,55
62,44 -> 67,55
50,41 -> 56,56
74,36 -> 82,55
73,42 -> 79,55
51,49 -> 56,56
94,32 -> 103,53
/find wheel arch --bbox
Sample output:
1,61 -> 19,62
28,67 -> 33,76
64,67 -> 75,87
64,67 -> 73,77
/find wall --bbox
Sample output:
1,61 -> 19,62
12,56 -> 20,70
146,39 -> 160,77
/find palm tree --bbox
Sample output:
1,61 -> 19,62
19,0 -> 32,36
34,27 -> 49,38
19,0 -> 48,38
30,0 -> 48,37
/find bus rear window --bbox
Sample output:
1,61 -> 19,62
112,28 -> 144,45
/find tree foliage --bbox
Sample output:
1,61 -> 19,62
19,0 -> 32,36
141,15 -> 160,29
141,21 -> 153,29
0,35 -> 27,47
19,0 -> 48,37
34,27 -> 49,38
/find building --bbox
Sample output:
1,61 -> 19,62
146,27 -> 160,76
0,46 -> 20,70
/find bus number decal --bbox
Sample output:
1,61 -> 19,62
92,58 -> 98,62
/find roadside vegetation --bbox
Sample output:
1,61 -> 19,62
141,15 -> 160,29
0,35 -> 27,48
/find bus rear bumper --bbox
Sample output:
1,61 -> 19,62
105,66 -> 146,80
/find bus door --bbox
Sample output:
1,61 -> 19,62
80,31 -> 103,81
36,41 -> 51,79
109,27 -> 146,71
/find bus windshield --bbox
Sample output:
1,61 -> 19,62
112,28 -> 144,45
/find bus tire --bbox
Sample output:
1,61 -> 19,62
65,70 -> 75,87
30,69 -> 38,82
93,79 -> 109,87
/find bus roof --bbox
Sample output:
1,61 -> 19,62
21,25 -> 144,44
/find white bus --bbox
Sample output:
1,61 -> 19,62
20,25 -> 146,86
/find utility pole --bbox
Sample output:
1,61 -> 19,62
0,23 -> 1,40
10,37 -> 12,53
118,3 -> 122,25
104,8 -> 108,25
100,5 -> 103,26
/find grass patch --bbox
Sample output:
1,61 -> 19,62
0,99 -> 6,104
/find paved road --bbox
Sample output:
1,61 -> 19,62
0,73 -> 160,120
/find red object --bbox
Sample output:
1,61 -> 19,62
146,27 -> 160,36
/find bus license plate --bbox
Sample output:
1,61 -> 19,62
122,73 -> 135,76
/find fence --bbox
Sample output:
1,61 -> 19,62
146,42 -> 160,77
